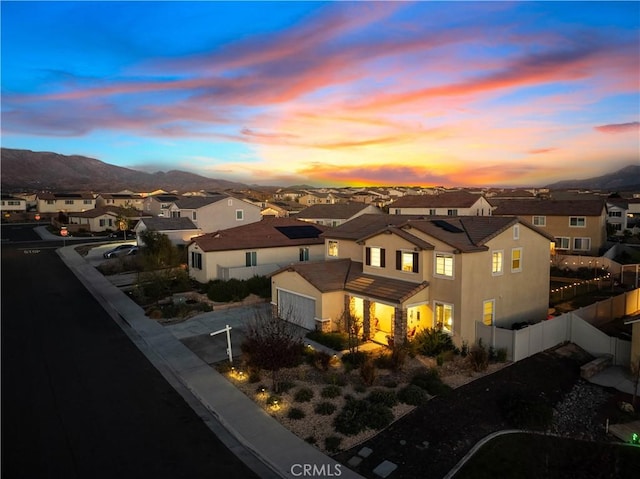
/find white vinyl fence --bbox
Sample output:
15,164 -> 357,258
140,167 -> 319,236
476,289 -> 638,367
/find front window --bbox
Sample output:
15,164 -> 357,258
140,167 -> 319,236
447,209 -> 458,216
435,252 -> 454,278
429,209 -> 437,215
434,302 -> 453,334
394,209 -> 401,215
569,216 -> 586,227
99,219 -> 105,227
191,252 -> 202,270
65,200 -> 74,205
533,216 -> 546,226
483,300 -> 495,326
84,199 -> 92,205
397,250 -> 418,273
511,248 -> 522,272
573,237 -> 591,251
492,251 -> 503,275
245,251 -> 257,266
46,200 -> 55,205
366,247 -> 385,267
328,240 -> 339,257
555,237 -> 570,250
236,209 -> 244,220
299,247 -> 309,262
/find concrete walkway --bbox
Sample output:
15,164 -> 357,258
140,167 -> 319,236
588,365 -> 639,396
57,243 -> 365,479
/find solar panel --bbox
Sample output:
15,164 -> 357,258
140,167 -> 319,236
431,219 -> 464,233
275,225 -> 323,239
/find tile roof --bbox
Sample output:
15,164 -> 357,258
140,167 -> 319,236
321,214 -> 425,240
297,202 -> 374,220
274,259 -> 429,303
389,191 -> 484,208
69,206 -> 144,218
173,194 -> 227,209
139,217 -> 198,231
37,192 -> 95,200
192,216 -> 328,252
491,199 -> 606,216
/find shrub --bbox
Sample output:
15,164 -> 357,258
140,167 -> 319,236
398,384 -> 429,406
324,436 -> 342,454
375,346 -> 408,370
498,392 -> 553,430
360,357 -> 377,386
333,399 -> 393,435
314,401 -> 337,415
383,379 -> 398,389
353,384 -> 367,394
412,328 -> 455,357
410,369 -> 452,396
248,367 -> 261,383
287,408 -> 306,420
245,275 -> 271,298
460,340 -> 469,357
207,278 -> 249,303
321,385 -> 342,399
367,389 -> 398,407
306,331 -> 349,351
496,347 -> 508,362
278,380 -> 296,393
312,351 -> 333,371
365,403 -> 394,430
468,340 -> 489,372
294,387 -> 314,403
341,351 -> 369,369
374,352 -> 394,369
325,373 -> 348,387
305,436 -> 317,445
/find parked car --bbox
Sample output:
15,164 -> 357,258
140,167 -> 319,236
126,246 -> 139,256
103,244 -> 136,258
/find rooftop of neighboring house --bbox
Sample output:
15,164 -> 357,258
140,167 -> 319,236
321,214 -> 426,240
69,206 -> 145,218
491,198 -> 606,216
1,194 -> 24,201
273,258 -> 430,303
138,216 -> 198,231
389,190 -> 484,209
37,192 -> 95,200
296,202 -> 380,220
488,189 -> 536,199
172,194 -> 229,209
191,216 -> 329,252
97,193 -> 144,200
148,194 -> 182,203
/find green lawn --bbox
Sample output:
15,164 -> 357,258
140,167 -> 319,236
453,433 -> 640,479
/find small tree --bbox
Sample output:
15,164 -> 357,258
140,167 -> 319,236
139,230 -> 183,269
241,307 -> 305,393
342,307 -> 362,354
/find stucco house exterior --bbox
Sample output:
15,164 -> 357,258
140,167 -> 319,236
141,194 -> 182,217
36,192 -> 96,214
491,199 -> 607,256
389,191 -> 493,216
1,194 -> 27,213
95,192 -> 145,210
167,194 -> 262,234
296,203 -> 384,227
270,214 -> 555,346
187,217 -> 328,282
67,206 -> 146,233
134,217 -> 202,246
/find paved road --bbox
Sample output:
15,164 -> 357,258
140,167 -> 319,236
1,225 -> 259,478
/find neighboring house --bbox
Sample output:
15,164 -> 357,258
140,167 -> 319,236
36,192 -> 96,214
606,198 -> 629,235
141,194 -> 182,217
0,194 -> 27,212
167,194 -> 262,233
271,215 -> 554,346
389,191 -> 493,216
298,192 -> 341,206
492,199 -> 607,256
296,203 -> 384,227
96,193 -> 145,210
67,206 -> 145,233
134,217 -> 201,246
273,189 -> 306,201
187,217 -> 328,282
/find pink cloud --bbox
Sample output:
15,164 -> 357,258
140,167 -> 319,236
594,122 -> 639,134
528,148 -> 558,155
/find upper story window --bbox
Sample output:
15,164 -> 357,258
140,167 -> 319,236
236,209 -> 244,221
609,211 -> 622,218
84,199 -> 93,205
492,250 -> 504,275
532,216 -> 546,226
569,216 -> 586,227
46,200 -> 55,205
511,248 -> 522,272
64,200 -> 74,205
328,240 -> 339,257
447,209 -> 458,216
429,209 -> 437,215
366,247 -> 386,268
192,211 -> 197,221
555,237 -> 570,250
434,252 -> 454,278
573,237 -> 591,251
299,247 -> 310,262
396,250 -> 419,273
513,225 -> 520,240
245,251 -> 257,267
161,203 -> 170,209
171,211 -> 180,218
394,209 -> 401,215
8,200 -> 21,206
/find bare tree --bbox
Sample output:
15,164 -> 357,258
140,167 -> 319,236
241,306 -> 305,393
342,307 -> 362,354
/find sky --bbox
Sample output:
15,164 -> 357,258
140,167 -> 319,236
1,1 -> 639,188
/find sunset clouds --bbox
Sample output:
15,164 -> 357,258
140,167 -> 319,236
1,1 -> 638,187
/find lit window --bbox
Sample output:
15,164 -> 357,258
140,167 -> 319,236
397,251 -> 418,273
236,209 -> 244,220
328,240 -> 338,257
533,216 -> 546,226
435,253 -> 454,278
555,237 -> 570,250
483,300 -> 495,326
366,247 -> 385,267
434,302 -> 453,334
573,237 -> 591,251
245,251 -> 257,266
569,217 -> 586,227
511,248 -> 522,272
492,251 -> 503,275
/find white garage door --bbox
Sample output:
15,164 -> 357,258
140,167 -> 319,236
277,290 -> 316,330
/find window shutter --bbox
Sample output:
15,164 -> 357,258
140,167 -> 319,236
380,248 -> 386,267
365,247 -> 371,266
396,250 -> 401,270
412,252 -> 419,273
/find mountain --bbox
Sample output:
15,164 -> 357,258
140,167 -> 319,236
546,165 -> 640,191
0,148 -> 247,192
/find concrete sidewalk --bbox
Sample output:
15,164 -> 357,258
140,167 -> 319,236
588,366 -> 639,396
57,244 -> 364,479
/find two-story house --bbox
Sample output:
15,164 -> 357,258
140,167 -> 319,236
388,191 -> 493,216
95,192 -> 145,210
270,214 -> 554,346
296,203 -> 384,227
1,194 -> 27,213
36,192 -> 96,214
188,217 -> 328,283
67,206 -> 146,233
298,192 -> 342,206
167,194 -> 262,234
142,194 -> 182,217
492,199 -> 607,256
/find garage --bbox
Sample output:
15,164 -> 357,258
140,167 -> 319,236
277,289 -> 316,330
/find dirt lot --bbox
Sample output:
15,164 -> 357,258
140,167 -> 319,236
334,344 -> 639,479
